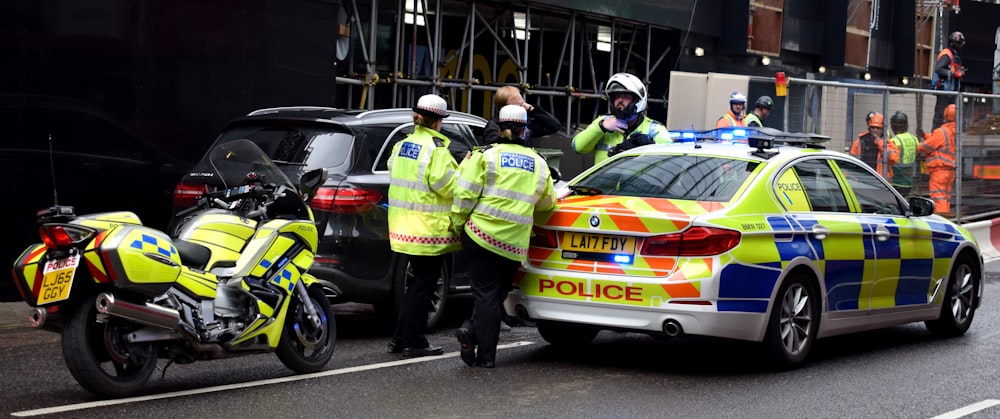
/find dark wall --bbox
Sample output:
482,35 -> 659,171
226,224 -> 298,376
0,0 -> 340,300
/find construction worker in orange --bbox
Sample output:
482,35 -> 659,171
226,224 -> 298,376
849,112 -> 898,179
918,104 -> 958,214
715,92 -> 747,128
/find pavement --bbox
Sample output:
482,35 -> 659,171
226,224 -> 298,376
0,301 -> 30,330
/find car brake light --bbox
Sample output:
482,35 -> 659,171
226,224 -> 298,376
310,187 -> 383,214
39,224 -> 96,249
530,226 -> 558,248
641,227 -> 741,256
173,182 -> 208,208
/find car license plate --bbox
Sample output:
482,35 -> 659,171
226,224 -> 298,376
562,232 -> 636,263
38,254 -> 80,305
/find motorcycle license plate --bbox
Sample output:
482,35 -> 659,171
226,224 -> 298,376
38,254 -> 81,305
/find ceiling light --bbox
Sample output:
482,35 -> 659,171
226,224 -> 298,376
761,56 -> 771,66
694,47 -> 704,57
863,72 -> 871,81
818,65 -> 826,74
901,77 -> 909,86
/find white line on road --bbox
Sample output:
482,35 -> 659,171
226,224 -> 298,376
11,341 -> 535,417
929,399 -> 1000,419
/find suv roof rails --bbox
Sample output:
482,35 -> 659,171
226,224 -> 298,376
247,106 -> 341,116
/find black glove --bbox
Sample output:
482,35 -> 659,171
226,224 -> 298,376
607,133 -> 653,157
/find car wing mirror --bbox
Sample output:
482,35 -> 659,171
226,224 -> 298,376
908,196 -> 934,217
299,168 -> 327,202
549,166 -> 562,183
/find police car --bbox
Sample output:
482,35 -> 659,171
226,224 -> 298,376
506,127 -> 983,367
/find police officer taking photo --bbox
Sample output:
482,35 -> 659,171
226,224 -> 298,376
453,104 -> 557,368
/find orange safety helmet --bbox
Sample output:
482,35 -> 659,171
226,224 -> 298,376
868,113 -> 884,128
944,104 -> 956,122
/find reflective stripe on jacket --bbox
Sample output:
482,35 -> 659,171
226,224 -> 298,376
918,122 -> 957,169
890,132 -> 919,187
387,125 -> 461,255
716,110 -> 746,128
849,133 -> 899,179
571,116 -> 671,164
452,143 -> 557,262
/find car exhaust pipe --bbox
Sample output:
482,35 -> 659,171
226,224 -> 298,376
663,319 -> 683,337
95,292 -> 182,331
28,307 -> 46,328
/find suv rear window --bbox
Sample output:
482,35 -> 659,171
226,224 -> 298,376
218,124 -> 353,173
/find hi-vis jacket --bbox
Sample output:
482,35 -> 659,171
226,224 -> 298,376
452,143 -> 557,262
572,116 -> 671,164
716,109 -> 747,128
919,121 -> 957,170
387,125 -> 461,255
890,131 -> 919,187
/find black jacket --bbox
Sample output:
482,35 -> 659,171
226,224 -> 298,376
482,106 -> 561,147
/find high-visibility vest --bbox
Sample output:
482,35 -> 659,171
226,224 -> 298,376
931,48 -> 961,91
571,116 -> 671,164
387,125 -> 461,255
890,132 -> 919,187
918,122 -> 957,169
452,142 -> 557,262
716,110 -> 746,128
743,112 -> 763,127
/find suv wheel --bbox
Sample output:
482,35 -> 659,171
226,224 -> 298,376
374,255 -> 450,331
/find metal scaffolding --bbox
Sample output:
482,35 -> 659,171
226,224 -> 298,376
333,0 -> 676,134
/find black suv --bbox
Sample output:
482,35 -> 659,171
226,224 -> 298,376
172,107 -> 487,328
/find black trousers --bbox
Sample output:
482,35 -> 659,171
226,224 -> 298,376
461,233 -> 520,364
393,254 -> 444,349
932,92 -> 954,130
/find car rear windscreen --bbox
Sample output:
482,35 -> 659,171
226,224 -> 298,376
574,154 -> 761,202
218,124 -> 353,173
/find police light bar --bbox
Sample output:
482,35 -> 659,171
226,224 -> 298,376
744,127 -> 830,149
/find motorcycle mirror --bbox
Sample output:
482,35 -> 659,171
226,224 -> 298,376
299,168 -> 327,202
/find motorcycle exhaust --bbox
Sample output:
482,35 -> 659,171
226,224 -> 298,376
28,308 -> 46,328
95,293 -> 182,332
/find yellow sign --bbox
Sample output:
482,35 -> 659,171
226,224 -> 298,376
564,232 -> 636,254
38,255 -> 80,304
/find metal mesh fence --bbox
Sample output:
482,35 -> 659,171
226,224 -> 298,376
753,76 -> 1000,222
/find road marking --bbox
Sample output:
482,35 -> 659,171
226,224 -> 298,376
11,341 -> 535,417
929,399 -> 1000,419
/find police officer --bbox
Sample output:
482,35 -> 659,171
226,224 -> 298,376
888,111 -> 919,196
932,31 -> 966,129
744,95 -> 773,128
572,72 -> 671,164
386,94 -> 461,358
716,91 -> 748,128
919,104 -> 958,214
453,104 -> 557,368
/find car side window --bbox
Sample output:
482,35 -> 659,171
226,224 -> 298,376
835,160 -> 903,215
440,123 -> 473,163
786,159 -> 849,212
374,124 -> 413,172
363,125 -> 395,170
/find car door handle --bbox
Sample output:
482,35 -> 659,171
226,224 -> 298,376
875,225 -> 891,242
811,224 -> 829,240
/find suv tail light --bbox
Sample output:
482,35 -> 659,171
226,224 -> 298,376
641,227 -> 741,256
173,181 -> 208,208
310,187 -> 382,214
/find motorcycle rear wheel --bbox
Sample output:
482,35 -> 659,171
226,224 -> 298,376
276,285 -> 337,373
61,297 -> 158,398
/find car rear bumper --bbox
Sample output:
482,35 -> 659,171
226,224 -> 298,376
505,291 -> 770,342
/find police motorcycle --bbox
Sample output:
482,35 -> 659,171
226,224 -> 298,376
12,139 -> 335,398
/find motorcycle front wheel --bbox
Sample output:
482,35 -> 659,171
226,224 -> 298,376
276,284 -> 337,373
61,297 -> 158,398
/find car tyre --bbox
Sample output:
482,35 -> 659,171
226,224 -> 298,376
375,255 -> 450,331
925,255 -> 979,337
763,274 -> 818,369
537,321 -> 599,347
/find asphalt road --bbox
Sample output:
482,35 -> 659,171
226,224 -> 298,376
1,262 -> 998,418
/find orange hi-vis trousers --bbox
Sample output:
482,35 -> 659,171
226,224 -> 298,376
927,168 -> 955,213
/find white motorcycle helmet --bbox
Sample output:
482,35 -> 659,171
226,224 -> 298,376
605,73 -> 647,120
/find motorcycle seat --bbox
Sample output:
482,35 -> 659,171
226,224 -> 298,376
175,239 -> 212,269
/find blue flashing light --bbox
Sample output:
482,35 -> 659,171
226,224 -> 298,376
732,129 -> 747,137
720,132 -> 734,141
613,254 -> 632,264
